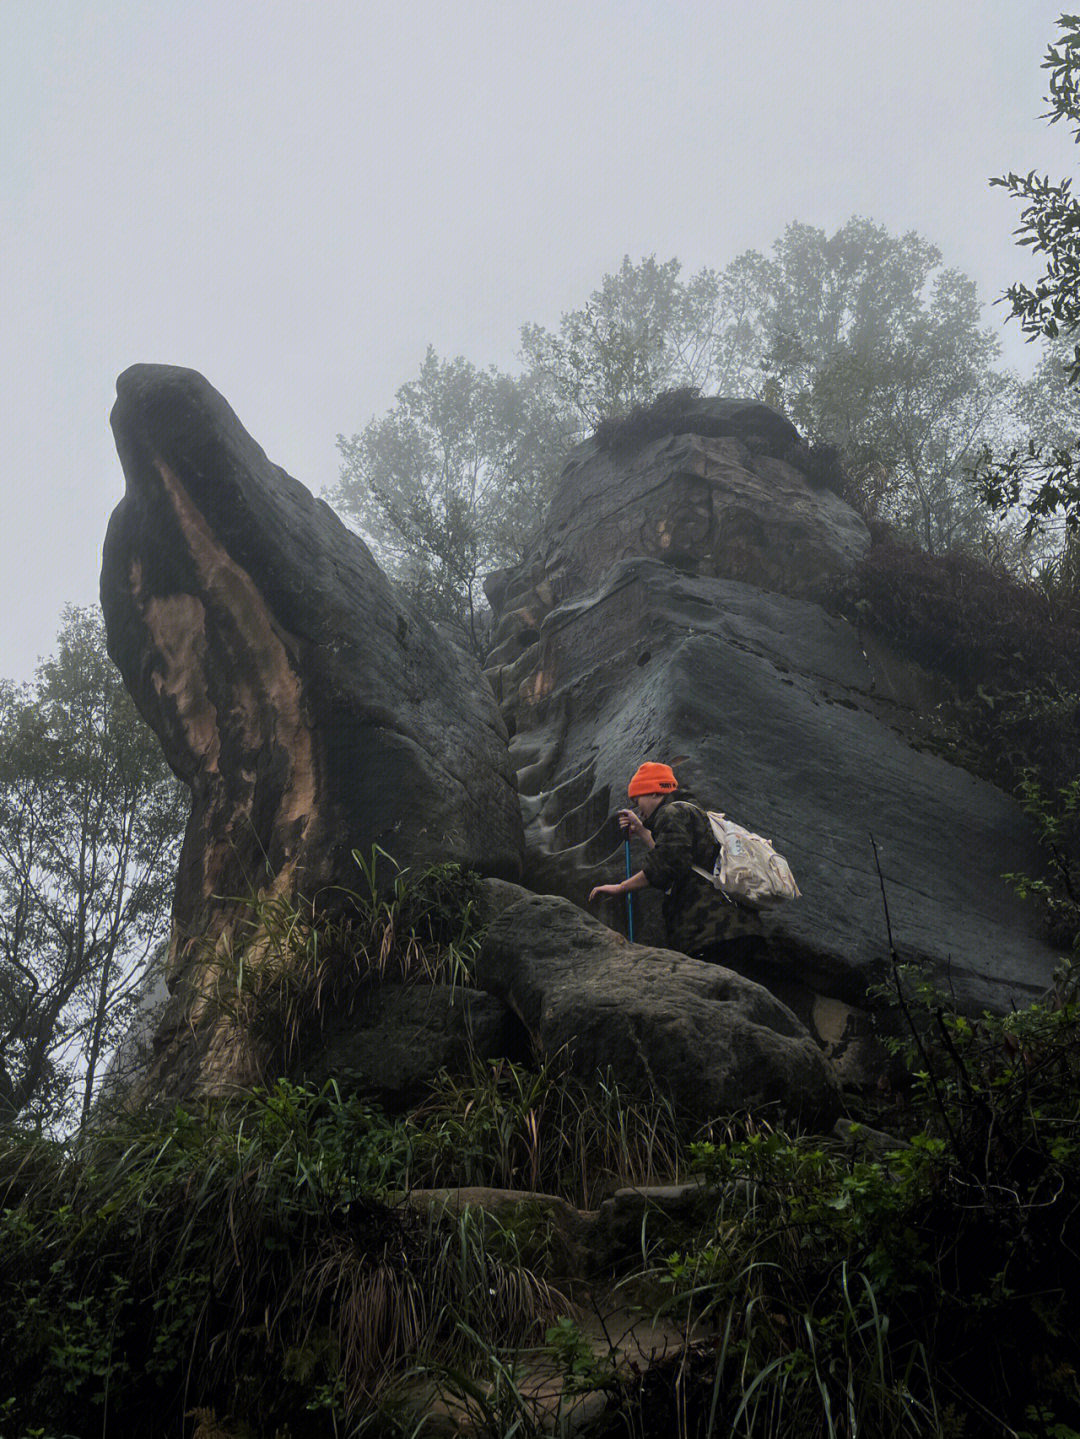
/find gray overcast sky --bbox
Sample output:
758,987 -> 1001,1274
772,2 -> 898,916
3,1 -> 1076,681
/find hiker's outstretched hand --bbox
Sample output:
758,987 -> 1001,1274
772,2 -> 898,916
589,884 -> 623,903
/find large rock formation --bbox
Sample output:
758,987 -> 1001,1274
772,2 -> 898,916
101,364 -> 523,1092
104,375 -> 1060,1115
485,400 -> 1065,1070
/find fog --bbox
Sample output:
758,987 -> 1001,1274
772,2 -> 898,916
2,0 -> 1075,679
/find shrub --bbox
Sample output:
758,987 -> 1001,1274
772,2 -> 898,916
206,851 -> 486,1077
851,538 -> 1080,691
0,1082 -> 564,1437
593,385 -> 703,456
791,438 -> 849,494
585,962 -> 1080,1438
8,991 -> 1080,1437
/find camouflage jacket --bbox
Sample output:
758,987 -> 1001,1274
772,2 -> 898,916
640,796 -> 761,957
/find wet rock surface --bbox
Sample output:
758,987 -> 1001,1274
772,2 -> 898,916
484,402 -> 870,685
102,380 -> 1063,1113
300,986 -> 522,1111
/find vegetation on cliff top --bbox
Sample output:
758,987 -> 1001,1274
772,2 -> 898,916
333,217 -> 1039,650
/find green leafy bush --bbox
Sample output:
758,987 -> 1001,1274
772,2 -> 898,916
0,1081 -> 563,1438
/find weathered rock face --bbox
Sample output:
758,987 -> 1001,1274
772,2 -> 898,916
102,364 -> 522,1093
485,401 -> 1065,1064
477,894 -> 841,1129
484,400 -> 869,682
300,986 -> 523,1112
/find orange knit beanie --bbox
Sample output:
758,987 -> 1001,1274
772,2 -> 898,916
627,762 -> 679,798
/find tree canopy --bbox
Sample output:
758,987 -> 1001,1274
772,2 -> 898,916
978,15 -> 1080,543
333,221 -> 1019,636
334,348 -> 572,652
0,608 -> 186,1131
519,254 -> 764,425
750,219 -> 1010,551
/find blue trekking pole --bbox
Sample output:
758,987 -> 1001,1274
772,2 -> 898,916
624,839 -> 635,941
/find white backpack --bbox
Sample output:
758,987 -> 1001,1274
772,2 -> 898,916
691,811 -> 801,909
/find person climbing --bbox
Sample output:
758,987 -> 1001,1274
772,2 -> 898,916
588,761 -> 764,964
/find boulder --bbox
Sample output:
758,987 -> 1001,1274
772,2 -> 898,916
101,364 -> 522,1097
476,893 -> 841,1129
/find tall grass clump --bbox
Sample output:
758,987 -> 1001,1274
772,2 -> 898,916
0,1051 -> 691,1434
208,849 -> 486,1077
404,1051 -> 685,1207
626,1125 -> 944,1438
0,1081 -> 564,1438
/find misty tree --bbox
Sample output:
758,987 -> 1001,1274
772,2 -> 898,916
979,16 -> 1080,550
519,254 -> 765,427
745,218 -> 1013,552
996,341 -> 1080,585
334,348 -> 573,653
0,608 -> 186,1132
1017,339 -> 1080,448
